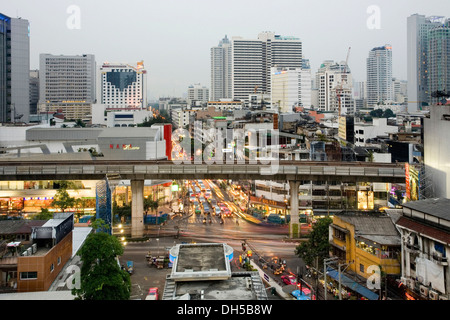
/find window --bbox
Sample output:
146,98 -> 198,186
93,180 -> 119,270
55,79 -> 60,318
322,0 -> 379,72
20,271 -> 37,280
360,264 -> 365,273
57,256 -> 61,265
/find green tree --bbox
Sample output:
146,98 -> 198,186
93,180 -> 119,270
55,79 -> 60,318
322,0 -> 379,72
113,202 -> 131,224
295,216 -> 332,267
382,108 -> 395,118
144,195 -> 166,214
52,188 -> 76,212
32,208 -> 53,220
369,109 -> 383,118
75,119 -> 86,127
72,220 -> 131,300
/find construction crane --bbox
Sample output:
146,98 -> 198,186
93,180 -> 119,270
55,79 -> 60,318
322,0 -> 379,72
336,47 -> 351,117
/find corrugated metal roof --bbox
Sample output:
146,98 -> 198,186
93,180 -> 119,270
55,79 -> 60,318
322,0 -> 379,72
402,198 -> 450,221
0,220 -> 47,235
338,215 -> 400,245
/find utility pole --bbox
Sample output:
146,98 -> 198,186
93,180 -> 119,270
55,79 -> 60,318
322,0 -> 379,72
323,257 -> 338,300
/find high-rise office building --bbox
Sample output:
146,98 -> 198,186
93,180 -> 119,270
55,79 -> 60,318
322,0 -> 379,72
99,61 -> 147,110
231,32 -> 302,102
0,14 -> 9,123
427,19 -> 450,105
271,67 -> 301,113
366,45 -> 394,107
0,13 -> 30,123
301,59 -> 312,109
392,78 -> 408,103
316,61 -> 354,115
210,35 -> 232,101
29,69 -> 39,115
187,83 -> 209,106
39,53 -> 96,120
407,14 -> 443,112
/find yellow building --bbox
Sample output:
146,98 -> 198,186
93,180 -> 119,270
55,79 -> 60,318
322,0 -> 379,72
329,214 -> 402,279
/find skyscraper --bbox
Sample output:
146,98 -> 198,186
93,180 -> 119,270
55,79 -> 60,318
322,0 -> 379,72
0,14 -> 9,123
210,35 -> 232,101
301,59 -> 312,109
0,13 -> 30,123
99,61 -> 147,110
407,14 -> 442,112
29,69 -> 39,115
316,61 -> 354,115
428,19 -> 450,105
271,67 -> 302,113
366,45 -> 393,107
231,32 -> 302,102
39,54 -> 96,120
187,83 -> 209,107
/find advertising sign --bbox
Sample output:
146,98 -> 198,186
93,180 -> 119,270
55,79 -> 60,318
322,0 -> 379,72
405,163 -> 411,200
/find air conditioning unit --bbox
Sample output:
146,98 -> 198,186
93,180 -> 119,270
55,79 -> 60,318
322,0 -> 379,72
429,290 -> 439,300
420,285 -> 429,297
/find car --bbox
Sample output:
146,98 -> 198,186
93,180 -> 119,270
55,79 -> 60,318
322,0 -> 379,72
214,206 -> 221,215
291,287 -> 313,300
145,287 -> 159,300
222,208 -> 231,217
281,275 -> 297,285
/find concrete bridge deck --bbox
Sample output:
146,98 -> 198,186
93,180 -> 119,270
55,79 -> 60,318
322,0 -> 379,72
0,159 -> 405,183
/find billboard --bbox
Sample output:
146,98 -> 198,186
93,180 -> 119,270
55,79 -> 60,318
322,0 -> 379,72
405,163 -> 419,201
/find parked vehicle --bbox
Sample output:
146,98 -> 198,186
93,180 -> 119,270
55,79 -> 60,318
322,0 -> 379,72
291,287 -> 313,300
145,287 -> 159,300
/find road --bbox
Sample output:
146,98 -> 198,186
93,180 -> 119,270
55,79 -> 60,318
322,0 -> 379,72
119,179 -> 312,300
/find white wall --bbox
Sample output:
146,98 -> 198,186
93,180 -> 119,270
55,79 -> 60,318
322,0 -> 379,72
424,105 -> 450,198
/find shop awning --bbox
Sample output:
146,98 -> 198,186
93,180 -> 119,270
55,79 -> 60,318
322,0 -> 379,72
326,267 -> 379,300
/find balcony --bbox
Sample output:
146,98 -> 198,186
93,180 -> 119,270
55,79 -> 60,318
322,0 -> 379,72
406,243 -> 420,253
431,252 -> 448,266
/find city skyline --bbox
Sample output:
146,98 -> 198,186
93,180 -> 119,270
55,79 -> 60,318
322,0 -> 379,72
2,0 -> 450,100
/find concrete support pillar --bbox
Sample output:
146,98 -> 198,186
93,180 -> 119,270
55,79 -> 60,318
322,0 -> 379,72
289,180 -> 300,238
131,179 -> 144,238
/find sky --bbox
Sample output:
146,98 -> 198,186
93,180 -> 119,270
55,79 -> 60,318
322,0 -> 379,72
2,0 -> 450,101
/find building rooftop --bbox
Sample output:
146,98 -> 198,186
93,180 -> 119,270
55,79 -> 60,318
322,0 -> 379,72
169,243 -> 232,281
402,198 -> 450,221
163,272 -> 267,300
0,220 -> 46,235
338,214 -> 401,245
165,243 -> 267,300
